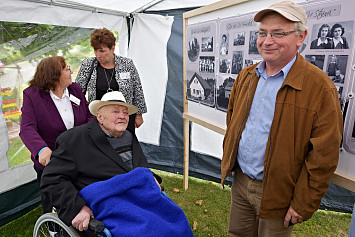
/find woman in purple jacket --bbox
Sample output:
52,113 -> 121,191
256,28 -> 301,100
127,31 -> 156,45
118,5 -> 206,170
19,56 -> 94,213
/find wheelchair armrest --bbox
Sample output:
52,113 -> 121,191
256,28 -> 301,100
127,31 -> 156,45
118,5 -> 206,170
89,218 -> 105,233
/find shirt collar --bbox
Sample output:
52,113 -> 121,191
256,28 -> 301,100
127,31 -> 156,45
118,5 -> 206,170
104,130 -> 114,138
333,37 -> 344,46
104,130 -> 127,138
317,37 -> 328,46
50,88 -> 69,100
255,55 -> 297,80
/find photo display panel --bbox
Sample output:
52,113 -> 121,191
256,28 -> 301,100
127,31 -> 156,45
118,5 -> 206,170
186,21 -> 217,108
217,15 -> 262,112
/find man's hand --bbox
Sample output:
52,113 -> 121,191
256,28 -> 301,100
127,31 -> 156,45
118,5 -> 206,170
284,206 -> 303,227
71,205 -> 94,231
38,148 -> 52,166
154,177 -> 162,192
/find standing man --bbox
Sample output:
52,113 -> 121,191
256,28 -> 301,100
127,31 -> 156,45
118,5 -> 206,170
221,1 -> 343,236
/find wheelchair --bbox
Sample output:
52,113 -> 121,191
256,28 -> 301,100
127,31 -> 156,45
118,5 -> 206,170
33,212 -> 112,237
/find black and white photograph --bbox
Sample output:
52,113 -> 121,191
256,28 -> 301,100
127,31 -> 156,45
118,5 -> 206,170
201,36 -> 213,52
298,34 -> 308,53
244,59 -> 262,68
186,22 -> 217,109
248,30 -> 259,55
216,75 -> 235,112
231,51 -> 243,74
220,34 -> 229,55
310,24 -> 332,49
337,86 -> 344,100
305,55 -> 325,70
245,59 -> 253,67
310,21 -> 353,50
199,56 -> 215,73
336,86 -> 345,111
187,37 -> 200,62
219,59 -> 231,74
186,72 -> 215,107
326,55 -> 348,84
330,22 -> 351,49
233,32 -> 245,46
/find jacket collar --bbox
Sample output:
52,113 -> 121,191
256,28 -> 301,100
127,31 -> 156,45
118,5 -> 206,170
87,119 -> 130,172
39,89 -> 67,131
246,53 -> 305,91
282,54 -> 305,91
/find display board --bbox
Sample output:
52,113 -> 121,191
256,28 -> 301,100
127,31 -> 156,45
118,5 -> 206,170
183,0 -> 355,191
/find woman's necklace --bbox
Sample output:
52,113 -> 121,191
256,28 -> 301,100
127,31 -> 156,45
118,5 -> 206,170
103,67 -> 114,92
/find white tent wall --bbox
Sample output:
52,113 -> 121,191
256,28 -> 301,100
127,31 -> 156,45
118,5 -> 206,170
128,13 -> 174,145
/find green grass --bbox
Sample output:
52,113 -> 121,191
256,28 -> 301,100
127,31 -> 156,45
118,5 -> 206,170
0,169 -> 352,236
0,206 -> 43,236
8,136 -> 31,168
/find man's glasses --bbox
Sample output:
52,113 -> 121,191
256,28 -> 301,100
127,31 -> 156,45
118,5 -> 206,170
255,31 -> 297,38
64,66 -> 72,72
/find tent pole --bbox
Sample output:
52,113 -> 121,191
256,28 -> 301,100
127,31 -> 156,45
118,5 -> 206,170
183,17 -> 189,190
126,14 -> 132,48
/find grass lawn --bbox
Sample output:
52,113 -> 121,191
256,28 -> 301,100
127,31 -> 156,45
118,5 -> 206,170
0,169 -> 352,236
8,136 -> 31,168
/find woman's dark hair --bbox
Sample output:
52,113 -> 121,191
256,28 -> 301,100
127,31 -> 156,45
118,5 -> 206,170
90,28 -> 116,50
29,56 -> 66,92
331,23 -> 345,37
317,24 -> 330,38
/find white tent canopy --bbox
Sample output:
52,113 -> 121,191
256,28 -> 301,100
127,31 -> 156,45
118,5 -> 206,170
3,0 -> 220,17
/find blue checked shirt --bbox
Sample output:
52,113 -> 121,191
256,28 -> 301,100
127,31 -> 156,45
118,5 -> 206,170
237,56 -> 296,180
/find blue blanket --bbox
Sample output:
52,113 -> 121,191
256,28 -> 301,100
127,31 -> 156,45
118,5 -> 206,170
79,167 -> 194,237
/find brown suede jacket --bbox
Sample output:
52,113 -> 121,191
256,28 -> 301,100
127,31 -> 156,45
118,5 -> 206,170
221,54 -> 343,220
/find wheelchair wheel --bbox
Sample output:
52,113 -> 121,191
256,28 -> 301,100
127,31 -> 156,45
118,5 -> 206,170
33,213 -> 80,237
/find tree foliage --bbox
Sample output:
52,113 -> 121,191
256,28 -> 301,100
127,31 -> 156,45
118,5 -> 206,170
0,21 -> 94,65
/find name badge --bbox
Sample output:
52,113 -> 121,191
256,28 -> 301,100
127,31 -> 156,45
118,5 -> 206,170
69,94 -> 81,106
119,72 -> 130,79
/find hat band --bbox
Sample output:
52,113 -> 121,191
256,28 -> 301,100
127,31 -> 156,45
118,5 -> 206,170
106,99 -> 125,103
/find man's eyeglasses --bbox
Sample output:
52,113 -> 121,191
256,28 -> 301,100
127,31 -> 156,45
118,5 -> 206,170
64,66 -> 72,72
255,31 -> 297,38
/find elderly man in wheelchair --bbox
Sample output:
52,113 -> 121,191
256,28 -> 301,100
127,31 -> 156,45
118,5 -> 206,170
36,91 -> 193,237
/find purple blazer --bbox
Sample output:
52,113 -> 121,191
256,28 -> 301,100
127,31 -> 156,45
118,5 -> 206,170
19,83 -> 95,170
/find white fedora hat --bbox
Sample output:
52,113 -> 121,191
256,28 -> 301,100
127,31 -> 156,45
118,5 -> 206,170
89,91 -> 138,116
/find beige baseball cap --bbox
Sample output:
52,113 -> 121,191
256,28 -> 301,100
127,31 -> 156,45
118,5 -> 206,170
254,1 -> 307,25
